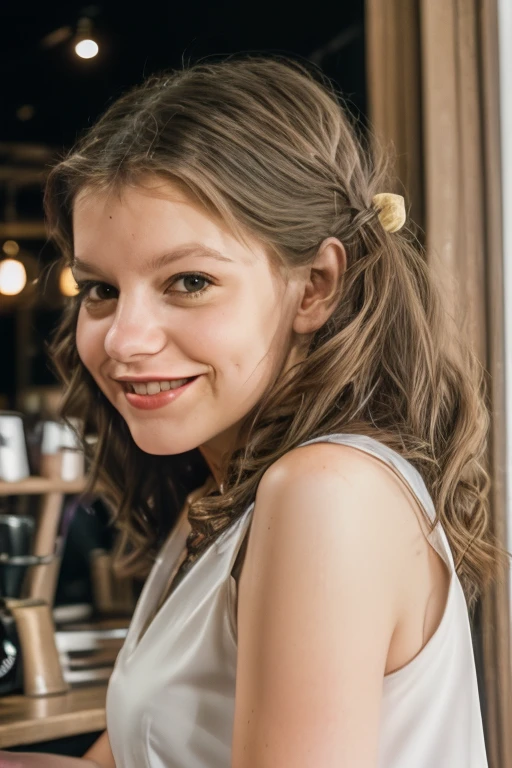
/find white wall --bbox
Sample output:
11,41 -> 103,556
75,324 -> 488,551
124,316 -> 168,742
498,0 -> 512,587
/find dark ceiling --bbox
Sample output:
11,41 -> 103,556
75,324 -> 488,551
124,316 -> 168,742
1,1 -> 367,148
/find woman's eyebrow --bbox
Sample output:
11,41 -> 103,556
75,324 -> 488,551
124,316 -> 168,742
71,243 -> 234,276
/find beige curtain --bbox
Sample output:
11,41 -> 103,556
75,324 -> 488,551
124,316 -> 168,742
365,1 -> 511,766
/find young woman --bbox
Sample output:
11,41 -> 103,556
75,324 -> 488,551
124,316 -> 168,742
1,56 -> 496,767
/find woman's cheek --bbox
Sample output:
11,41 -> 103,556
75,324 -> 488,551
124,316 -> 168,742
75,308 -> 103,372
75,310 -> 87,364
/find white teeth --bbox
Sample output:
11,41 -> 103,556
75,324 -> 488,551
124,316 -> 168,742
128,378 -> 192,395
169,378 -> 190,390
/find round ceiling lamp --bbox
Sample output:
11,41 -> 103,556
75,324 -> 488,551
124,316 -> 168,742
0,247 -> 39,311
0,259 -> 27,296
74,17 -> 99,60
75,39 -> 99,59
39,9 -> 101,61
2,240 -> 20,257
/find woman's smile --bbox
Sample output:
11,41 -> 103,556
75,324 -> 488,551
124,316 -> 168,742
120,374 -> 200,410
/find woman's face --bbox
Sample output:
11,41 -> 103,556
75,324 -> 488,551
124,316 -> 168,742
73,180 -> 304,462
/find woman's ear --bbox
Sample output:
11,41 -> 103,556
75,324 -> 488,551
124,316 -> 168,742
292,237 -> 347,335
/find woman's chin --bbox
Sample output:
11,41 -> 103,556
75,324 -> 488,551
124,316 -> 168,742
134,437 -> 199,456
123,425 -> 195,456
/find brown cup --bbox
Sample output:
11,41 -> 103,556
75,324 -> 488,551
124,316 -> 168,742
6,598 -> 69,696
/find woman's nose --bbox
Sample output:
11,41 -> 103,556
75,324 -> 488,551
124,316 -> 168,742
103,302 -> 168,361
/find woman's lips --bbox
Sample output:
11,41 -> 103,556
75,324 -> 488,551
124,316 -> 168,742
122,376 -> 199,410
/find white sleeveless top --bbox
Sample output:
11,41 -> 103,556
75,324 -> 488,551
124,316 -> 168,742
106,434 -> 488,767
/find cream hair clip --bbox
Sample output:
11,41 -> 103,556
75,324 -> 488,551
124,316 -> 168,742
371,193 -> 406,233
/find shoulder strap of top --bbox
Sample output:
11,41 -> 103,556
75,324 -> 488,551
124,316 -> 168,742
294,433 -> 456,571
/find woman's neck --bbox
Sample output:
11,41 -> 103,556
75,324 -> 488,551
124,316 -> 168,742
199,428 -> 239,492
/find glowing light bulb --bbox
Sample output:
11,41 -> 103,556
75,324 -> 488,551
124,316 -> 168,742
0,259 -> 27,296
59,265 -> 79,297
75,39 -> 99,59
2,240 -> 20,257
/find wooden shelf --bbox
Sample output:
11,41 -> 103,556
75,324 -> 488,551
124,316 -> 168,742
0,684 -> 107,748
0,477 -> 93,497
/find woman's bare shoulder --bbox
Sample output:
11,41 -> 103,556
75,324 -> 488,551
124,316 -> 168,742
257,439 -> 424,538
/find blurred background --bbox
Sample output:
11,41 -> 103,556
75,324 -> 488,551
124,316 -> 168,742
0,1 -> 510,766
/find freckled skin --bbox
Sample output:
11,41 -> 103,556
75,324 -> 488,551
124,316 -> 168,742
73,181 -> 305,466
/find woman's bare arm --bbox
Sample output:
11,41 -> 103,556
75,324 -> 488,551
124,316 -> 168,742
231,444 -> 408,768
0,729 -> 115,768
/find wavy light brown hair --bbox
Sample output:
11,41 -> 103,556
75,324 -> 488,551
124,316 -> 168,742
44,55 -> 498,605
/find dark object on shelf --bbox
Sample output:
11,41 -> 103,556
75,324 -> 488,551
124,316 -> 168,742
0,514 -> 36,598
0,601 -> 23,695
0,552 -> 54,599
0,514 -> 34,558
55,496 -> 115,608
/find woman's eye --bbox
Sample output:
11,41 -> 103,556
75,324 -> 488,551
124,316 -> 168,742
75,280 -> 117,302
74,273 -> 213,304
170,274 -> 212,295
